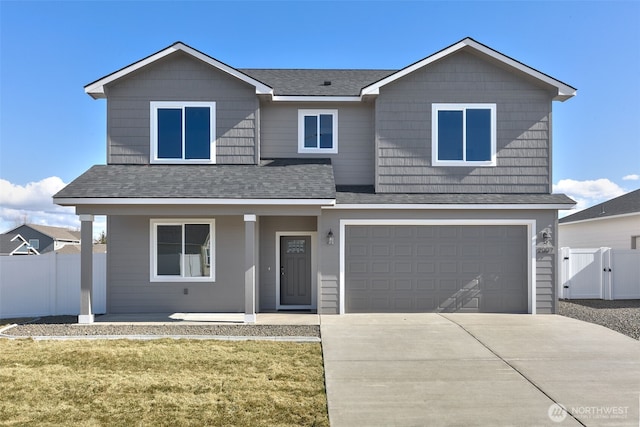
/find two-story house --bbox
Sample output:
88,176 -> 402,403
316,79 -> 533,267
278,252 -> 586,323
54,38 -> 576,323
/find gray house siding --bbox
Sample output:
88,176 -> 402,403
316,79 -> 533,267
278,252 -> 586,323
107,215 -> 245,313
258,216 -> 317,311
375,51 -> 555,194
106,51 -> 259,165
260,102 -> 375,185
5,226 -> 55,253
318,208 -> 558,315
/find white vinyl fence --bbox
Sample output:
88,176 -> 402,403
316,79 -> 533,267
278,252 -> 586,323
0,253 -> 106,318
560,248 -> 640,300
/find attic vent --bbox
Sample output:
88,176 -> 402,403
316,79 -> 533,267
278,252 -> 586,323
323,80 -> 332,86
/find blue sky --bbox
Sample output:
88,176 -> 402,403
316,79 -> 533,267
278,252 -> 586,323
1,0 -> 639,236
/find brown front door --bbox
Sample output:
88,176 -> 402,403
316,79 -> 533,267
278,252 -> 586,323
280,236 -> 312,306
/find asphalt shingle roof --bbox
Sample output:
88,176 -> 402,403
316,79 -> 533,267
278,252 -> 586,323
54,159 -> 336,200
336,186 -> 576,205
240,69 -> 396,96
559,188 -> 640,223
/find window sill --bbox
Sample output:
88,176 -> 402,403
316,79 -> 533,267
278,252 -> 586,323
298,148 -> 338,154
432,160 -> 496,167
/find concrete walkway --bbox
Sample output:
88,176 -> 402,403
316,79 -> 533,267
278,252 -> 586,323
320,314 -> 640,427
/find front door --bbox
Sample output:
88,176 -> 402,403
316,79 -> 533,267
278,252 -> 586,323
280,236 -> 312,306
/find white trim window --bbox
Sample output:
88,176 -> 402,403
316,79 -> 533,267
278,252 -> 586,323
150,102 -> 216,164
298,109 -> 338,153
150,219 -> 215,282
432,103 -> 496,166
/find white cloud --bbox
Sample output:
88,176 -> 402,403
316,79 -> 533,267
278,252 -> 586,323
0,177 -> 105,239
554,178 -> 626,215
622,174 -> 639,181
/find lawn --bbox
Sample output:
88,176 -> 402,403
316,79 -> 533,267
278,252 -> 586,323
0,339 -> 329,426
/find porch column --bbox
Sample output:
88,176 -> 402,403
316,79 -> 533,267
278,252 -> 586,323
244,214 -> 257,323
78,214 -> 94,324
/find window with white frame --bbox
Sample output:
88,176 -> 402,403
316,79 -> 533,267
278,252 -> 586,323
432,103 -> 496,166
150,219 -> 215,282
28,239 -> 39,250
150,102 -> 216,163
298,109 -> 338,153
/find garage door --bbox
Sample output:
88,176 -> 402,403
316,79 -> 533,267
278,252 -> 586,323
345,225 -> 528,313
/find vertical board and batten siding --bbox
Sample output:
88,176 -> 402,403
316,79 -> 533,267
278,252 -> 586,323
107,215 -> 245,313
318,209 -> 558,314
260,102 -> 375,185
106,51 -> 259,165
0,253 -> 106,318
375,50 -> 555,194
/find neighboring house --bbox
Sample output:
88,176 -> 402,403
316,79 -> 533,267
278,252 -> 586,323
1,224 -> 81,254
0,234 -> 40,256
56,243 -> 107,254
54,37 -> 576,323
559,188 -> 640,250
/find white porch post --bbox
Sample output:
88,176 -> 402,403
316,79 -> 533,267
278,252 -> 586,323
78,214 -> 94,324
244,214 -> 257,323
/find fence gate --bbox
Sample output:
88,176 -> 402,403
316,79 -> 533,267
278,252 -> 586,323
560,247 -> 640,300
560,248 -> 604,299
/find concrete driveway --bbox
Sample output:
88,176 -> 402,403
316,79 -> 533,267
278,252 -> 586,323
320,314 -> 640,426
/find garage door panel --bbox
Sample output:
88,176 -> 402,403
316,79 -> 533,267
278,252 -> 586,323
345,225 -> 528,313
371,245 -> 390,256
394,244 -> 413,257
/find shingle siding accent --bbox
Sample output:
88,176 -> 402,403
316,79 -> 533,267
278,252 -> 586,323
375,51 -> 554,194
106,51 -> 258,165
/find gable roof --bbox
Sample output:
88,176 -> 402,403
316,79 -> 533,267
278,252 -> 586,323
85,38 -> 575,101
54,160 -> 336,204
0,234 -> 40,255
361,37 -> 576,101
3,224 -> 81,242
559,188 -> 640,224
85,42 -> 273,99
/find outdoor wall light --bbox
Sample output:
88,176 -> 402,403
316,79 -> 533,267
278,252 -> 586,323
327,229 -> 335,245
542,231 -> 551,245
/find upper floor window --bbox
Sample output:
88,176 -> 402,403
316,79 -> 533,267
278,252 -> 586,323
28,239 -> 39,250
150,102 -> 216,164
298,109 -> 338,154
432,103 -> 496,167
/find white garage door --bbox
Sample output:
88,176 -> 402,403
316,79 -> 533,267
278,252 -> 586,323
345,225 -> 528,313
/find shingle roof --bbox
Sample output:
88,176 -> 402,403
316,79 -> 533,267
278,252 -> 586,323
54,159 -> 336,201
26,224 -> 81,241
559,188 -> 640,223
56,244 -> 106,254
240,69 -> 395,96
336,186 -> 576,205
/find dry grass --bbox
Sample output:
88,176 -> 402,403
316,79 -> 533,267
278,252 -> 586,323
0,339 -> 328,426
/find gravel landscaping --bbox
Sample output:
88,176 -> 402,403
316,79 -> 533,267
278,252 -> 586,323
558,299 -> 640,340
3,301 -> 639,340
1,315 -> 320,339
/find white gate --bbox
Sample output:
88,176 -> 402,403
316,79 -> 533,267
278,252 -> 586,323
560,247 -> 640,300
